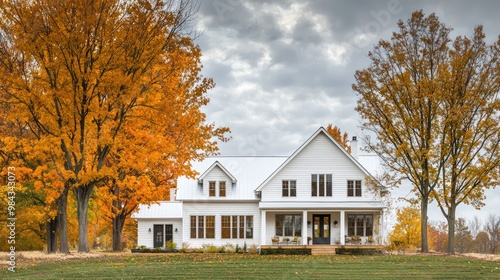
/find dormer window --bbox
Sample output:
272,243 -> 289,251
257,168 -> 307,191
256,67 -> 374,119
219,181 -> 226,197
209,181 -> 226,197
209,181 -> 216,197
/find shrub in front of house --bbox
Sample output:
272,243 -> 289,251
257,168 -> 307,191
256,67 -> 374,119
335,246 -> 383,256
202,243 -> 219,253
260,247 -> 311,255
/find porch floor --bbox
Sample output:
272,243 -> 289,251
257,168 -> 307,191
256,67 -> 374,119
261,244 -> 385,255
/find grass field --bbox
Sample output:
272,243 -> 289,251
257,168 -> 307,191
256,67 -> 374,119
2,253 -> 500,279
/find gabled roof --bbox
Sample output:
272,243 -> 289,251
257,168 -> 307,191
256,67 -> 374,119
255,127 -> 374,191
131,201 -> 182,219
198,161 -> 237,183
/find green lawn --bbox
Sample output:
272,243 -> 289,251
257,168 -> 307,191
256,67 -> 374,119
2,254 -> 499,279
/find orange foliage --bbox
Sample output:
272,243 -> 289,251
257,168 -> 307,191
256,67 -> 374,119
325,124 -> 351,153
0,0 -> 229,252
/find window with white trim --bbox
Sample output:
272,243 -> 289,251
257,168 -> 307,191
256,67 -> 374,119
275,214 -> 302,237
209,181 -> 216,197
347,180 -> 362,197
219,181 -> 226,197
208,181 -> 227,197
311,174 -> 332,197
190,216 -> 215,239
221,216 -> 253,239
347,214 -> 373,236
282,180 -> 297,197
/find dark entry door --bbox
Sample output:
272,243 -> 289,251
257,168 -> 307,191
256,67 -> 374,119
165,225 -> 173,244
313,214 -> 330,244
153,224 -> 164,248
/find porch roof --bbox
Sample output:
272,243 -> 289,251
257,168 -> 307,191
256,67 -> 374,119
132,201 -> 183,219
258,201 -> 385,210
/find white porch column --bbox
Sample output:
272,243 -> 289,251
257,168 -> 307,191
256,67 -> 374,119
340,210 -> 345,245
261,210 -> 267,246
380,210 -> 384,244
302,210 -> 308,245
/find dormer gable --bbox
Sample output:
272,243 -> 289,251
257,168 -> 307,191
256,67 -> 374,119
198,161 -> 237,184
198,161 -> 237,198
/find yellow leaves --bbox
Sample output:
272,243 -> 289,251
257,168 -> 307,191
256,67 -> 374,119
389,205 -> 422,249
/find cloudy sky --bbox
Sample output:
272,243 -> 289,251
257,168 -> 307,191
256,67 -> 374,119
193,1 -> 500,223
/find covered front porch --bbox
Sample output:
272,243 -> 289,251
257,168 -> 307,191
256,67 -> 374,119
260,208 -> 385,246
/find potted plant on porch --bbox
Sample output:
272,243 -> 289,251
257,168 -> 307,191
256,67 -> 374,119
307,236 -> 312,245
271,236 -> 280,244
350,235 -> 361,245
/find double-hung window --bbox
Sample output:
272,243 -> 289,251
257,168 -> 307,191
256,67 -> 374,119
219,181 -> 226,197
282,180 -> 297,197
347,180 -> 362,197
209,181 -> 216,197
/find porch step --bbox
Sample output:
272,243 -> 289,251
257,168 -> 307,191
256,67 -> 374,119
311,246 -> 336,255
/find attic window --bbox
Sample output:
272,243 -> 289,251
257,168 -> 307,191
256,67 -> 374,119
219,182 -> 226,197
209,181 -> 216,197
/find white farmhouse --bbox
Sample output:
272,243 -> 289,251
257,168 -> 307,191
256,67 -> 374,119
132,127 -> 386,249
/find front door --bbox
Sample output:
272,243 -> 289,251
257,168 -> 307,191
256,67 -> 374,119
153,224 -> 164,248
313,214 -> 330,244
165,225 -> 173,244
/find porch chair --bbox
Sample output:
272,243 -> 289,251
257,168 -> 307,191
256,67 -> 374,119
291,236 -> 300,245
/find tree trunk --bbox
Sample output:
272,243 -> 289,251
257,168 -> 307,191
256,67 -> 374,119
46,217 -> 58,254
74,184 -> 94,252
58,186 -> 70,254
420,196 -> 429,252
112,213 -> 126,251
447,205 -> 456,254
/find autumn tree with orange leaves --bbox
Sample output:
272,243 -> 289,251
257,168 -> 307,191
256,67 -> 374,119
0,0 -> 229,253
326,124 -> 351,153
354,10 -> 500,253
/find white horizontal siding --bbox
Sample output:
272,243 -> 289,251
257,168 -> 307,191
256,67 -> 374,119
136,218 -> 182,249
132,202 -> 182,219
182,202 -> 260,248
261,133 -> 377,203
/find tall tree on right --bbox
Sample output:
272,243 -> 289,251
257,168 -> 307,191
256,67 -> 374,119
353,10 -> 500,253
